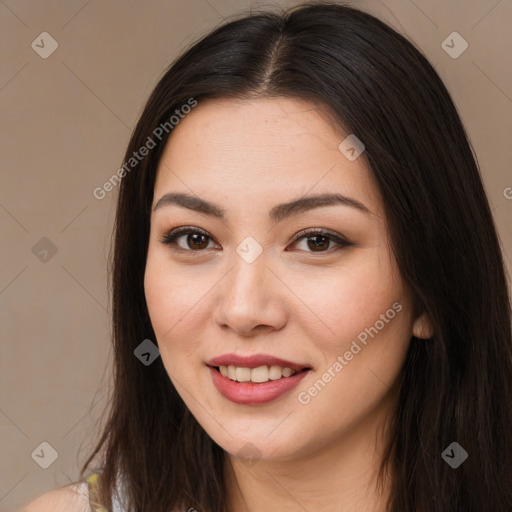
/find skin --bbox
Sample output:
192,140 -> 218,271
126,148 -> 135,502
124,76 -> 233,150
144,97 -> 433,512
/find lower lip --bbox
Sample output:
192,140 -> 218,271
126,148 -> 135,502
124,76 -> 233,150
208,366 -> 310,405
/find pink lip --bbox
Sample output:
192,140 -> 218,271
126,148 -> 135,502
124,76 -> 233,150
206,353 -> 312,405
208,366 -> 310,405
206,353 -> 311,373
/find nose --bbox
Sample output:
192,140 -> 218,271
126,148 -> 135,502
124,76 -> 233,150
213,250 -> 287,337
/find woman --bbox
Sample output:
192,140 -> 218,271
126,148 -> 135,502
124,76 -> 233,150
23,2 -> 512,511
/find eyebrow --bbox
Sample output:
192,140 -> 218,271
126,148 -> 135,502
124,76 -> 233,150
153,191 -> 371,222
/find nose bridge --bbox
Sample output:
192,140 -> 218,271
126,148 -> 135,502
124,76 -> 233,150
214,237 -> 286,333
228,239 -> 269,301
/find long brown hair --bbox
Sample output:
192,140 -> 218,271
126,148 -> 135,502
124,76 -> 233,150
79,2 -> 512,510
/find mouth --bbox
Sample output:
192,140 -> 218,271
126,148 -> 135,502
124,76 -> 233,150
208,364 -> 312,384
206,354 -> 313,405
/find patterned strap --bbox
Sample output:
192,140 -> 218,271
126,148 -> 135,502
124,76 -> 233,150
86,473 -> 107,512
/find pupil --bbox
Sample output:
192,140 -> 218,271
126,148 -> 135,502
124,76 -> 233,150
308,235 -> 328,251
189,234 -> 208,250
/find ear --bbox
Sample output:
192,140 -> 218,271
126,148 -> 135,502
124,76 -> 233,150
412,310 -> 434,339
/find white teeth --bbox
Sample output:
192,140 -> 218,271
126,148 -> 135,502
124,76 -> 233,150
235,367 -> 251,382
218,365 -> 299,383
251,366 -> 269,383
269,365 -> 283,380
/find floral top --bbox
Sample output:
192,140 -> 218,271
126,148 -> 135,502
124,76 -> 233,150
86,473 -> 107,512
84,472 -> 189,511
85,473 -> 125,512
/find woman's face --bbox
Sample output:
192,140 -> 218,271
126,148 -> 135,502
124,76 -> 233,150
144,97 -> 430,463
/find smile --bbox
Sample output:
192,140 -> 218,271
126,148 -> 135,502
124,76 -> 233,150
206,353 -> 312,405
218,364 -> 300,383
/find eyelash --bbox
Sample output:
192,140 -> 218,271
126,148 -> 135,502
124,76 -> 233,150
159,226 -> 352,255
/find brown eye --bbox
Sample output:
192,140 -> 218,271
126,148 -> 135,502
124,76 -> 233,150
160,227 -> 217,252
160,226 -> 351,255
304,235 -> 331,252
289,229 -> 351,253
183,233 -> 210,250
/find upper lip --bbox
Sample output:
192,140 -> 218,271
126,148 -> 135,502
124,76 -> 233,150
207,353 -> 311,372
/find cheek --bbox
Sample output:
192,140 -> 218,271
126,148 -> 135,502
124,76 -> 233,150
144,254 -> 206,359
290,248 -> 405,351
298,263 -> 412,413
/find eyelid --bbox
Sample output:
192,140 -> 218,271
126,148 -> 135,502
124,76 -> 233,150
159,226 -> 352,253
158,225 -> 218,251
288,227 -> 351,247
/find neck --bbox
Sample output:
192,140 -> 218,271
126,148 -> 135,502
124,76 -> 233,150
224,389 -> 396,512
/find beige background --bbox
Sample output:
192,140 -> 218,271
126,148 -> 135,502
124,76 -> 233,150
1,0 -> 510,509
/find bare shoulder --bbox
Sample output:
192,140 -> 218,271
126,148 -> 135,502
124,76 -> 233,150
19,482 -> 90,512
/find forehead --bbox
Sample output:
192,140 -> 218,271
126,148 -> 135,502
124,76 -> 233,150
153,97 -> 383,218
